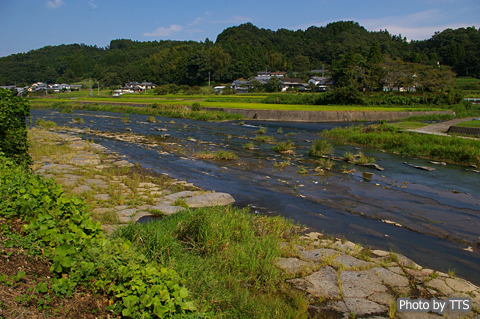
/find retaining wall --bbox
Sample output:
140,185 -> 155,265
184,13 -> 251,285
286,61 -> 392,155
447,126 -> 480,136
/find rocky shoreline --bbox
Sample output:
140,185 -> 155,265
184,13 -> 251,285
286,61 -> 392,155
30,127 -> 480,319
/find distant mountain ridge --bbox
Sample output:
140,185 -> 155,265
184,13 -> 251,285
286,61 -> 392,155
0,21 -> 478,87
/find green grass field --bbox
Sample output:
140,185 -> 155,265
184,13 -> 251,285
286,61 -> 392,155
34,89 -> 442,112
454,120 -> 480,128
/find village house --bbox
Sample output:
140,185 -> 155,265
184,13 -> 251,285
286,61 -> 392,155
279,78 -> 304,92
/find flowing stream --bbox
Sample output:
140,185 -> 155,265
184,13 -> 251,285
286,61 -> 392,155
32,109 -> 480,285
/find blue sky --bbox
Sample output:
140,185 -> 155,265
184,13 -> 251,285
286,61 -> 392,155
0,0 -> 479,57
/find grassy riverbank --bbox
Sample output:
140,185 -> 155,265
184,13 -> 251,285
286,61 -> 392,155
30,100 -> 244,122
0,126 -> 309,318
321,123 -> 480,166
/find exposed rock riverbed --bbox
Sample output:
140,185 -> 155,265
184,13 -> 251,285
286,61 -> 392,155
30,127 -> 480,319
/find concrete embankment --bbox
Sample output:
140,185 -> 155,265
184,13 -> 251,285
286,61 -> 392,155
70,101 -> 455,123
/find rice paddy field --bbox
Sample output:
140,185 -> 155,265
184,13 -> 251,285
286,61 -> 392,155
32,89 -> 441,112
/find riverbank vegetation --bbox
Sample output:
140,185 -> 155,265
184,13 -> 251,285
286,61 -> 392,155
1,89 -> 310,318
322,123 -> 480,165
31,100 -> 243,122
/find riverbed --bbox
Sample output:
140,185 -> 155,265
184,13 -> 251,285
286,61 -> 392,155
31,109 -> 480,284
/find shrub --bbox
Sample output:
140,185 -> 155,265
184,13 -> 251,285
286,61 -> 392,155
191,102 -> 201,111
73,116 -> 84,124
308,139 -> 333,157
147,116 -> 156,123
273,140 -> 295,153
36,118 -> 57,129
243,142 -> 255,149
0,88 -> 32,167
255,127 -> 266,134
214,150 -> 237,160
343,152 -> 355,162
254,135 -> 275,143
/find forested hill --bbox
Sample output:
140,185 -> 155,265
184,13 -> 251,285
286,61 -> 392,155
1,21 -> 479,87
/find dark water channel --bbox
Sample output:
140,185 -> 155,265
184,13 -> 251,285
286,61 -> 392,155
32,109 -> 480,285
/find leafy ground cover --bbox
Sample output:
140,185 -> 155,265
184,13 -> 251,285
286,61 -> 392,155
0,154 -> 197,318
322,123 -> 480,166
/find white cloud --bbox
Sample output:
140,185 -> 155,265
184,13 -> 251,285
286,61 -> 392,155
88,0 -> 97,9
46,0 -> 65,9
297,8 -> 475,41
212,15 -> 251,24
143,25 -> 183,37
189,17 -> 202,26
357,9 -> 471,40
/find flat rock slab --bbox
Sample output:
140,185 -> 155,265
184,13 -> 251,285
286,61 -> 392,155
427,278 -> 454,295
397,312 -> 443,319
72,185 -> 93,194
367,267 -> 410,288
275,257 -> 314,276
117,208 -> 138,223
131,211 -> 153,222
162,191 -> 200,203
150,205 -> 186,216
308,301 -> 348,317
85,178 -> 108,188
367,292 -> 395,306
36,164 -> 76,174
343,298 -> 387,316
185,193 -> 235,208
287,266 -> 340,299
94,194 -> 111,201
112,160 -> 134,167
56,177 -> 78,186
301,248 -> 339,263
67,155 -> 100,166
341,270 -> 388,298
69,141 -> 90,149
445,278 -> 477,292
332,254 -> 373,270
92,208 -> 113,214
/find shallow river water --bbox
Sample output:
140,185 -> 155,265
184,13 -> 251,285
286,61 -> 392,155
32,109 -> 480,284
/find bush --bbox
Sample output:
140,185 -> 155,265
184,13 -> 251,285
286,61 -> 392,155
35,119 -> 57,129
308,139 -> 333,157
213,150 -> 237,160
191,102 -> 201,111
0,88 -> 32,167
273,140 -> 295,153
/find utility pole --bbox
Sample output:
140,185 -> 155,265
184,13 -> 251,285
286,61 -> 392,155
322,64 -> 325,78
89,79 -> 92,97
208,71 -> 211,86
145,80 -> 147,95
97,82 -> 100,95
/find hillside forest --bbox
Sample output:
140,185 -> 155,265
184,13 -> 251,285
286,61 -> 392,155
0,21 -> 479,89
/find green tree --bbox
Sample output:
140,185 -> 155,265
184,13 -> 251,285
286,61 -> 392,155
266,76 -> 280,92
0,88 -> 32,167
367,41 -> 382,64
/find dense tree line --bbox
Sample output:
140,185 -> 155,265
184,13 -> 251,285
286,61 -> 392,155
0,21 -> 478,88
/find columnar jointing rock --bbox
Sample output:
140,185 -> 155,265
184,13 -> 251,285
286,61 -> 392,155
277,232 -> 480,319
32,129 -> 236,232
